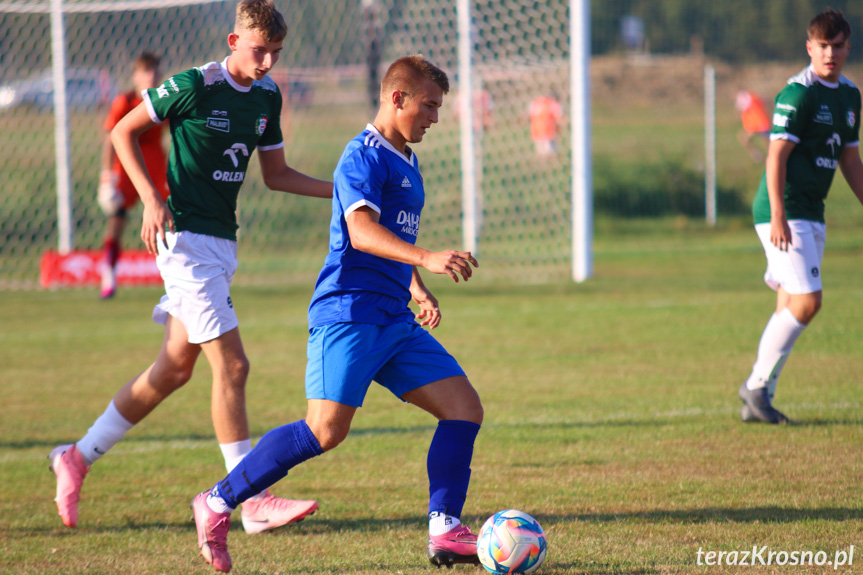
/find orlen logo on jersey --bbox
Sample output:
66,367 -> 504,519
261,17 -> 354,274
214,143 -> 249,182
213,170 -> 245,182
397,210 -> 420,237
816,133 -> 842,168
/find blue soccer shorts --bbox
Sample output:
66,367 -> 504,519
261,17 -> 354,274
305,322 -> 465,407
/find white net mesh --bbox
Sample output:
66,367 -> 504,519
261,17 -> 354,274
9,1 -> 804,289
0,0 -> 576,288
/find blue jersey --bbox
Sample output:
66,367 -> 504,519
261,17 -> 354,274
309,124 -> 425,328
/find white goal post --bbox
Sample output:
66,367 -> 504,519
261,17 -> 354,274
458,0 -> 591,282
570,0 -> 592,282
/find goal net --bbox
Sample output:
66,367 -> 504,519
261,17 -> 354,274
0,0 -> 575,288
0,0 -> 570,288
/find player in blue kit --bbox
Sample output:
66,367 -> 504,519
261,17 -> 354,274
189,55 -> 482,573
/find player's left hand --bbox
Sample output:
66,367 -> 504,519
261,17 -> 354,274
413,289 -> 441,329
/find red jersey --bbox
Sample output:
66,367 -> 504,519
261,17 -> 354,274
104,90 -> 168,206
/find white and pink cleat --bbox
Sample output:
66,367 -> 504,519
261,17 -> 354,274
240,490 -> 318,534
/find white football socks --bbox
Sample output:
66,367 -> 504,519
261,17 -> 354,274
220,439 -> 252,472
429,511 -> 461,536
745,308 -> 807,398
218,438 -> 268,502
207,491 -> 234,514
76,400 -> 134,466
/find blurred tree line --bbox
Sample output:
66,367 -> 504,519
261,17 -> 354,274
593,0 -> 863,62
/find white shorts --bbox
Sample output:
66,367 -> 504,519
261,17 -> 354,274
153,230 -> 239,344
754,220 -> 826,295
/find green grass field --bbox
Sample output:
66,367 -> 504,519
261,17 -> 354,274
2,222 -> 862,574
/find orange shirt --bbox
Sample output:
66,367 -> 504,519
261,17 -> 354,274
529,96 -> 562,142
104,90 -> 168,202
736,90 -> 771,134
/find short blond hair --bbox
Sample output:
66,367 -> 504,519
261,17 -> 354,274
235,0 -> 287,43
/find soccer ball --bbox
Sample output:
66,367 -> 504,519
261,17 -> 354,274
476,509 -> 547,574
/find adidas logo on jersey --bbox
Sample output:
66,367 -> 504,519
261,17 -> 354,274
401,176 -> 412,188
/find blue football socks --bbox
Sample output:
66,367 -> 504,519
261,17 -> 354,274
427,419 -> 481,519
211,419 -> 323,509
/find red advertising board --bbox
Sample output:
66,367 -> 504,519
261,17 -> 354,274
40,250 -> 162,288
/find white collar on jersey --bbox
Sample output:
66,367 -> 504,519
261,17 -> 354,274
365,123 -> 416,167
807,64 -> 840,89
220,57 -> 252,93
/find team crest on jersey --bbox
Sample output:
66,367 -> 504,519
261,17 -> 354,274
848,110 -> 856,128
256,115 -> 268,135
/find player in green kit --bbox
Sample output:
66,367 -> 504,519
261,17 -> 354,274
48,0 -> 331,532
739,8 -> 863,424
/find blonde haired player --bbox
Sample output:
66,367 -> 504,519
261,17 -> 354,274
49,0 -> 330,533
188,55 -> 483,573
739,8 -> 863,423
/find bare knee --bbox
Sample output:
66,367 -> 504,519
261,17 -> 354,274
211,355 -> 250,396
225,355 -> 251,387
306,420 -> 350,452
457,395 -> 484,426
473,402 -> 485,425
404,376 -> 484,425
305,408 -> 352,452
171,365 -> 196,388
808,296 -> 822,318
788,292 -> 822,324
150,359 -> 195,393
804,304 -> 822,323
447,388 -> 484,425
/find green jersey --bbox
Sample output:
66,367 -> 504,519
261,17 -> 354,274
753,65 -> 861,224
143,58 -> 284,240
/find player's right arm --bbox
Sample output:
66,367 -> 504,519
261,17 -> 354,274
257,148 -> 333,198
346,207 -> 477,283
765,138 -> 796,251
111,103 -> 174,254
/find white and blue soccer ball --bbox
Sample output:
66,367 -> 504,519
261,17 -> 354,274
476,509 -> 547,574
